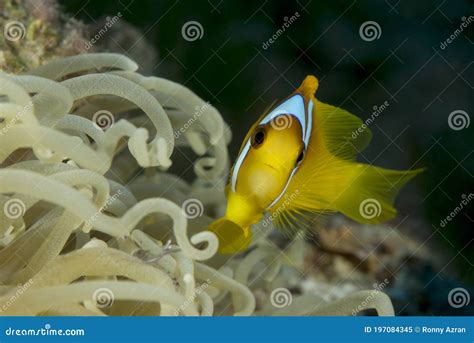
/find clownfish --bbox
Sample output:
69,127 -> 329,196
208,75 -> 423,254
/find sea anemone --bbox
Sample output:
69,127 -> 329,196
0,53 -> 394,316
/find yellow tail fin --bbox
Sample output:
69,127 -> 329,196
326,161 -> 424,224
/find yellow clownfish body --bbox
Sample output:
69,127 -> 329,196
209,75 -> 423,254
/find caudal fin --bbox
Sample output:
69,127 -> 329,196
333,163 -> 424,224
278,152 -> 423,225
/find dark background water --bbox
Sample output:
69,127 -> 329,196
59,0 -> 473,314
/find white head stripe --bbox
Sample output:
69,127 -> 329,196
260,94 -> 306,142
231,140 -> 250,192
230,95 -> 313,194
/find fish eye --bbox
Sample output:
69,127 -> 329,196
251,126 -> 266,148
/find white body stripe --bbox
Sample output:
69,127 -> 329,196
304,99 -> 313,148
268,99 -> 314,208
267,166 -> 297,208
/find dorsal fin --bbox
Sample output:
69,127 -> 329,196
296,75 -> 319,98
